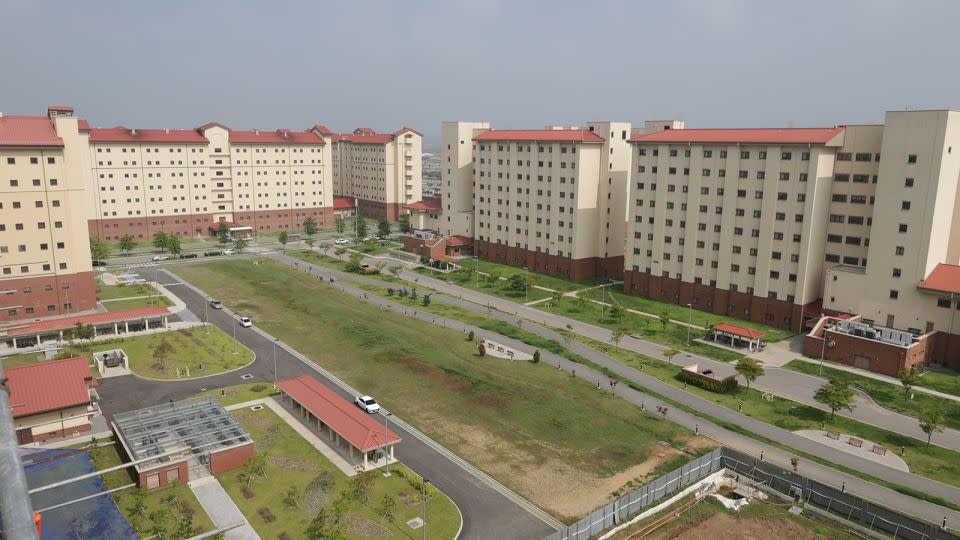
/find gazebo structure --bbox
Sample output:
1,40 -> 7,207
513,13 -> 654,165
711,323 -> 765,352
276,375 -> 401,470
0,307 -> 170,352
111,397 -> 253,489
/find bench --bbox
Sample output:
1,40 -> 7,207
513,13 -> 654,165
871,445 -> 887,456
825,431 -> 841,440
848,437 -> 863,448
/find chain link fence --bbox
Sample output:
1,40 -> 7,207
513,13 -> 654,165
543,447 -> 958,540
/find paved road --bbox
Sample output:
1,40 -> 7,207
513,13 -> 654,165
96,268 -> 557,540
368,258 -> 960,452
266,250 -> 960,526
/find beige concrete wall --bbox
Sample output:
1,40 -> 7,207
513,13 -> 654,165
440,121 -> 489,237
13,404 -> 91,436
332,130 -> 423,210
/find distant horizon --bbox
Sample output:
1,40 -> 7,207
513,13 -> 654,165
4,0 -> 959,147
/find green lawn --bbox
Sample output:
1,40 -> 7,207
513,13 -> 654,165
86,443 -> 216,538
224,407 -> 460,540
102,296 -> 173,312
540,296 -> 744,362
413,266 -> 554,302
580,335 -> 960,488
1,352 -> 50,368
96,282 -> 158,301
172,259 -> 707,521
914,370 -> 960,398
350,241 -> 402,256
784,360 -> 960,430
455,257 -> 610,292
194,383 -> 280,407
72,326 -> 254,379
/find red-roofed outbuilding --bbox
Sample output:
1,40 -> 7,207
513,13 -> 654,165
277,375 -> 401,470
6,357 -> 95,443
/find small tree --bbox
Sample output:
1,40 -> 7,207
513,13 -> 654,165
233,237 -> 248,253
152,231 -> 169,253
305,237 -> 316,249
898,367 -> 921,398
814,379 -> 855,420
386,288 -> 395,296
658,310 -> 670,330
152,337 -> 174,372
397,213 -> 411,233
167,234 -> 182,256
305,507 -> 344,540
422,294 -> 431,307
334,247 -> 347,260
550,291 -> 563,307
335,216 -> 346,234
507,274 -> 526,292
735,357 -> 765,391
478,342 -> 486,356
380,494 -> 397,523
118,234 -> 136,255
349,471 -> 375,505
217,222 -> 230,245
303,216 -> 318,238
611,326 -> 629,347
608,302 -> 626,322
355,217 -> 368,239
89,236 -> 111,262
278,231 -> 289,252
663,347 -> 681,364
409,288 -> 418,301
344,254 -> 362,273
467,330 -> 475,341
575,291 -> 588,309
486,270 -> 502,284
532,350 -> 541,363
283,486 -> 302,510
377,218 -> 391,237
375,260 -> 388,273
918,408 -> 946,446
388,264 -> 404,278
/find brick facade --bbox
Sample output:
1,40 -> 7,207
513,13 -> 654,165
475,239 -> 623,281
355,199 -> 401,221
803,322 -> 960,376
138,460 -> 188,490
209,442 -> 254,475
0,271 -> 97,323
233,206 -> 332,233
89,213 -> 213,242
623,269 -> 814,333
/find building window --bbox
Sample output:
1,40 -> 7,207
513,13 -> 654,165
907,154 -> 917,164
938,298 -> 952,308
889,290 -> 899,299
905,178 -> 914,187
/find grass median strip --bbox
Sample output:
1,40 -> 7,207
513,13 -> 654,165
785,359 -> 960,430
172,259 -> 712,523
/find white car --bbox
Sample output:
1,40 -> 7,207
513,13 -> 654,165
223,249 -> 237,255
238,316 -> 253,328
355,395 -> 380,413
334,238 -> 350,245
152,255 -> 169,261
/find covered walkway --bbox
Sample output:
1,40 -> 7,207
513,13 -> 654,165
276,375 -> 401,471
710,322 -> 765,352
0,306 -> 170,351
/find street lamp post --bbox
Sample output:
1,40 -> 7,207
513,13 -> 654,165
273,339 -> 279,386
422,477 -> 429,540
475,254 -> 479,290
382,411 -> 392,467
686,303 -> 693,346
819,323 -> 830,376
232,317 -> 238,355
524,267 -> 528,302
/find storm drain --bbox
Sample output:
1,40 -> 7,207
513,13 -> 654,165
406,518 -> 424,529
240,374 -> 254,380
250,405 -> 264,411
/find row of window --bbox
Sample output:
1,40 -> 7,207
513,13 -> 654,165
1,262 -> 68,274
639,148 -> 813,161
4,157 -> 56,165
7,178 -> 58,187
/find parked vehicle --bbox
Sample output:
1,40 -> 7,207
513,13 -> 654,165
355,395 -> 380,413
239,316 -> 252,328
210,300 -> 223,310
179,253 -> 198,259
92,260 -> 108,267
223,249 -> 236,255
152,255 -> 169,261
334,238 -> 350,245
204,250 -> 222,257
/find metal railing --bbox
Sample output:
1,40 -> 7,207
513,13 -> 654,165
0,363 -> 39,540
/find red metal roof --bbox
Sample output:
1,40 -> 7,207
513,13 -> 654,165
4,307 -> 169,335
473,129 -> 605,143
89,127 -> 208,143
713,323 -> 765,340
918,263 -> 960,294
402,197 -> 442,212
0,116 -> 63,147
311,124 -> 334,136
277,376 -> 401,451
77,119 -> 91,131
393,127 -> 422,137
446,235 -> 471,246
353,128 -> 375,135
629,127 -> 845,144
336,133 -> 396,144
229,129 -> 324,145
333,196 -> 356,209
47,106 -> 74,112
5,357 -> 92,417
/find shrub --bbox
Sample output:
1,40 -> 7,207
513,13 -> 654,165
250,384 -> 267,393
467,330 -> 475,342
531,350 -> 541,363
478,342 -> 486,357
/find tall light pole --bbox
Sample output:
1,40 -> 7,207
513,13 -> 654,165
524,267 -> 528,302
204,299 -> 209,334
475,254 -> 479,290
232,317 -> 238,355
686,303 -> 693,346
422,477 -> 429,540
819,321 -> 830,376
382,411 -> 392,466
273,338 -> 279,385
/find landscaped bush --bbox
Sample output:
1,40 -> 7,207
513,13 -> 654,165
677,369 -> 739,393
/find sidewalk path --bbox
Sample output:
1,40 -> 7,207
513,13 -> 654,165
271,250 -> 960,524
788,355 -> 960,404
189,476 -> 259,540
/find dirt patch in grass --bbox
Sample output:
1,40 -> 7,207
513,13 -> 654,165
342,516 -> 392,537
240,485 -> 255,499
652,512 -> 814,540
257,507 -> 276,523
268,455 -> 321,472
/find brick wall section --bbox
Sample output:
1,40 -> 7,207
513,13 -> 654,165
927,332 -> 960,370
623,269 -> 813,332
403,236 -> 446,260
209,442 -> 254,475
89,213 -> 213,242
354,199 -> 401,221
802,327 -> 929,377
475,240 -> 623,281
232,207 -> 332,233
0,271 -> 97,323
18,422 -> 91,444
138,460 -> 188,490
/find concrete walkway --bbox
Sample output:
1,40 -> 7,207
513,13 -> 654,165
189,476 -> 259,540
789,355 -> 960,404
272,250 -> 960,524
794,430 -> 910,472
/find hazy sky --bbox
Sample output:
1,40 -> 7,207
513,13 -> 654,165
3,0 -> 958,148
